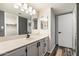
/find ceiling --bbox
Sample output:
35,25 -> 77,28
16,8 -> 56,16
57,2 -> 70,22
0,3 -> 75,18
30,3 -> 75,15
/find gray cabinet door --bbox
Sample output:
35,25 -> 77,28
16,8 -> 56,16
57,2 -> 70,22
38,39 -> 44,56
4,47 -> 26,56
44,37 -> 48,54
19,16 -> 27,35
27,42 -> 39,56
39,37 -> 48,56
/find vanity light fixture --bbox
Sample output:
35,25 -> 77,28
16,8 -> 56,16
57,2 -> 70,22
32,9 -> 36,15
28,6 -> 32,12
23,3 -> 28,10
29,12 -> 33,15
14,4 -> 19,9
14,3 -> 21,9
14,3 -> 37,16
20,8 -> 25,11
40,16 -> 48,21
26,10 -> 29,14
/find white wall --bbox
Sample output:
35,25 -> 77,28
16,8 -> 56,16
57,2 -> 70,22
38,8 -> 49,34
55,16 -> 58,44
38,8 -> 56,53
49,8 -> 55,52
72,4 -> 77,55
5,12 -> 18,36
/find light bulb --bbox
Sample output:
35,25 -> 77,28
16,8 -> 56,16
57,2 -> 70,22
23,3 -> 28,10
32,9 -> 36,15
26,10 -> 29,14
28,6 -> 32,12
29,12 -> 32,15
17,3 -> 21,7
14,4 -> 19,9
14,3 -> 21,9
20,8 -> 24,11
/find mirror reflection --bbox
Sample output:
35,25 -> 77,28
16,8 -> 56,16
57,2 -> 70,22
40,16 -> 48,30
0,3 -> 48,37
0,3 -> 38,37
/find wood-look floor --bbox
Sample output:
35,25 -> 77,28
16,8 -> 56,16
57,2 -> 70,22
46,47 -> 73,56
52,47 -> 72,56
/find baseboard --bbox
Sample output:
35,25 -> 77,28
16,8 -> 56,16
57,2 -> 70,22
48,45 -> 56,53
59,46 -> 73,49
49,45 -> 58,56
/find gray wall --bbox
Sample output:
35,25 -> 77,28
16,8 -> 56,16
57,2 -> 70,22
77,3 -> 79,56
18,16 -> 27,35
0,11 -> 4,36
49,8 -> 56,52
72,4 -> 77,56
55,16 -> 58,45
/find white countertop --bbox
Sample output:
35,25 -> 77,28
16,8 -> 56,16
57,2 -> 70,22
0,33 -> 48,55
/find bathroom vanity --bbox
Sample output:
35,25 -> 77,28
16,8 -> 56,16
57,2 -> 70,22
0,33 -> 48,56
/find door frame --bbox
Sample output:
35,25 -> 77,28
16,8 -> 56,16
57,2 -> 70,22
55,12 -> 73,48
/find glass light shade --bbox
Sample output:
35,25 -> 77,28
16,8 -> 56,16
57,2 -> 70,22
40,17 -> 48,21
28,6 -> 32,12
43,17 -> 48,21
26,10 -> 29,14
20,8 -> 24,11
14,3 -> 37,16
17,3 -> 21,7
14,3 -> 21,9
14,4 -> 19,9
23,3 -> 28,9
29,12 -> 33,15
32,9 -> 36,15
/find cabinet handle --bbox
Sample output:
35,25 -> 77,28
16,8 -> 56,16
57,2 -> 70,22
25,48 -> 27,56
58,32 -> 61,34
38,42 -> 40,47
37,42 -> 40,48
37,42 -> 38,48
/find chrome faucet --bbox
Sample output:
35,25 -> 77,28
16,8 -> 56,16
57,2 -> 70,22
27,32 -> 30,38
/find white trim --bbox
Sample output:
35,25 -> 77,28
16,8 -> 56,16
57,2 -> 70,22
4,12 -> 18,36
48,44 -> 55,53
4,12 -> 6,36
17,16 -> 19,35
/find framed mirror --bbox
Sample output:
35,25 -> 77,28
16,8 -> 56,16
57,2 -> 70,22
33,18 -> 38,29
40,16 -> 48,30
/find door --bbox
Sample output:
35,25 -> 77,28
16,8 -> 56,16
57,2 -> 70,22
27,42 -> 39,56
58,13 -> 73,48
